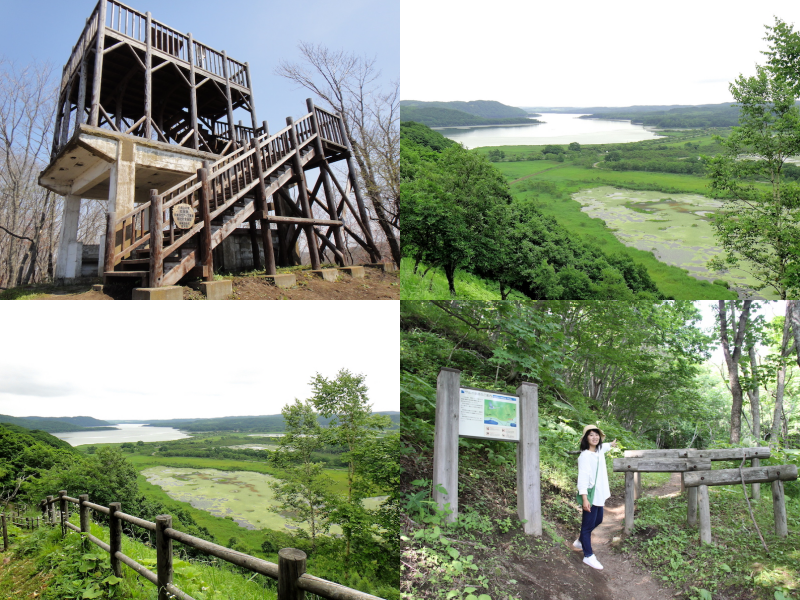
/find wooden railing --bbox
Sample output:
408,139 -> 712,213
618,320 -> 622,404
37,491 -> 382,600
60,4 -> 101,92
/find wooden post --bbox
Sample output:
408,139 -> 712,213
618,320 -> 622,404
687,486 -> 698,526
149,190 -> 163,287
433,368 -> 460,523
681,471 -> 686,493
89,0 -> 106,126
198,163 -> 214,281
76,57 -> 88,127
751,457 -> 760,501
187,33 -> 199,150
286,116 -> 321,270
336,115 -> 380,262
79,494 -> 90,534
109,502 -> 122,577
250,135 -> 277,275
277,548 -> 306,600
144,12 -> 153,139
46,496 -> 54,525
306,99 -> 345,265
633,472 -> 642,500
516,382 -> 541,536
624,471 -> 634,534
1,514 -> 6,551
698,484 -> 711,544
772,479 -> 788,537
221,51 -> 237,146
104,211 -> 116,275
155,515 -> 173,600
58,490 -> 67,537
59,77 -> 74,146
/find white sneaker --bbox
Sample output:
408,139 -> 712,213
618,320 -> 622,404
572,539 -> 582,550
583,555 -> 603,570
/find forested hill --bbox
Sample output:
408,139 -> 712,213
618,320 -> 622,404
139,411 -> 400,431
400,99 -> 540,127
401,121 -> 666,299
0,414 -> 116,432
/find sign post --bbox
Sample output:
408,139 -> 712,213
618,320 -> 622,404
432,368 -> 541,535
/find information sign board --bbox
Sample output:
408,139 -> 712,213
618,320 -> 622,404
458,386 -> 519,442
172,203 -> 195,229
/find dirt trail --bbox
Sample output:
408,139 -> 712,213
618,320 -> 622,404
566,472 -> 683,600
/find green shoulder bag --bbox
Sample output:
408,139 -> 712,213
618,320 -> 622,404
575,454 -> 600,507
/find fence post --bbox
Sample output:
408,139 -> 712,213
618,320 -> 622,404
624,471 -> 634,534
698,484 -> 711,544
79,494 -> 90,536
1,514 -> 7,551
156,515 -> 173,600
772,479 -> 788,537
687,486 -> 698,526
109,503 -> 122,577
58,490 -> 67,537
46,495 -> 54,525
278,548 -> 307,600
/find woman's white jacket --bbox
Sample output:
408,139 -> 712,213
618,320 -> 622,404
577,445 -> 611,507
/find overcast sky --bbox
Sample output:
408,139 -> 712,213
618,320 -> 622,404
0,0 -> 398,125
0,302 -> 399,421
401,0 -> 800,108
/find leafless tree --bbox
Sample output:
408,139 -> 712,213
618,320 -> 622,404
276,43 -> 400,265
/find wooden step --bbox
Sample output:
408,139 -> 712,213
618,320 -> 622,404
104,270 -> 148,278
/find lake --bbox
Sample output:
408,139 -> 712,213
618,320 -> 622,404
436,113 -> 663,148
53,423 -> 191,446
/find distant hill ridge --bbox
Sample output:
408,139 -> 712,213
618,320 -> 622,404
400,99 -> 540,127
0,414 -> 116,433
111,411 -> 401,432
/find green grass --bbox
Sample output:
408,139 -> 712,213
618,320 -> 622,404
400,258 -> 530,300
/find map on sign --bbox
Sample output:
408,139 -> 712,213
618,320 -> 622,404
173,204 -> 195,229
459,387 -> 519,442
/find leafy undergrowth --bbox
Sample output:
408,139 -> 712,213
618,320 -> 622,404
622,472 -> 800,600
1,516 -> 282,600
400,259 -> 529,301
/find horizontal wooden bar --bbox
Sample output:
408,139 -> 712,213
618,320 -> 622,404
116,511 -> 156,531
261,215 -> 342,226
116,550 -> 158,585
624,448 -> 771,461
298,573 -> 385,600
66,522 -> 80,532
684,465 -> 798,488
64,496 -> 80,504
84,501 -> 110,515
85,532 -> 111,553
612,458 -> 711,473
166,582 -> 196,600
164,527 -> 279,578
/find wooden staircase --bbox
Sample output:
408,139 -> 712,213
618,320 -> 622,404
102,104 -> 367,288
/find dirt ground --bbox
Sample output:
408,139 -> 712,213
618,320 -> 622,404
21,268 -> 398,300
515,474 -> 683,600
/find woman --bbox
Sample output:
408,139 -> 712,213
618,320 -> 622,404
573,424 -> 617,570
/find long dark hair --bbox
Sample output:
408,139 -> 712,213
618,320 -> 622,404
580,429 -> 603,452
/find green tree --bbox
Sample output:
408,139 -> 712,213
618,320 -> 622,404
487,149 -> 505,161
310,370 -> 391,567
569,142 -> 581,151
269,398 -> 332,552
705,65 -> 800,298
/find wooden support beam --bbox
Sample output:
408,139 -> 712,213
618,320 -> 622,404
687,486 -> 697,526
624,471 -> 634,535
698,485 -> 711,544
751,457 -> 761,501
109,502 -> 122,577
248,218 -> 262,271
287,116 -> 320,270
198,163 -> 214,281
59,78 -> 74,147
624,448 -> 771,461
613,458 -> 711,473
251,136 -> 277,275
76,57 -> 88,127
149,190 -> 163,287
684,465 -> 798,488
145,12 -> 153,139
187,33 -> 199,150
221,51 -> 237,145
89,1 -> 107,126
772,480 -> 788,537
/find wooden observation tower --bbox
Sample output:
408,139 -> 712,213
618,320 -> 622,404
40,0 -> 382,287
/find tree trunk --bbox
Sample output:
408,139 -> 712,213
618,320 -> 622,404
748,345 -> 760,442
789,301 -> 800,368
719,300 -> 752,445
771,302 -> 792,444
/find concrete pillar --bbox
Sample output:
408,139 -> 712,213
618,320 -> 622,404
108,139 -> 136,217
55,195 -> 81,280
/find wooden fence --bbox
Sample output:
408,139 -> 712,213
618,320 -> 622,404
25,491 -> 383,600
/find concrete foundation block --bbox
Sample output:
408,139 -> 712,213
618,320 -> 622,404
364,262 -> 397,273
92,284 -> 104,292
200,280 -> 233,300
132,286 -> 183,300
310,269 -> 339,282
261,273 -> 296,288
337,266 -> 365,278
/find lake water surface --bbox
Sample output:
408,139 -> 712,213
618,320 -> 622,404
53,423 -> 190,446
437,113 -> 663,148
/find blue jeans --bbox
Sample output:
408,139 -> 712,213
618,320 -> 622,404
579,505 -> 603,557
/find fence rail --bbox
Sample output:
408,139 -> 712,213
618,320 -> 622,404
32,491 -> 382,600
